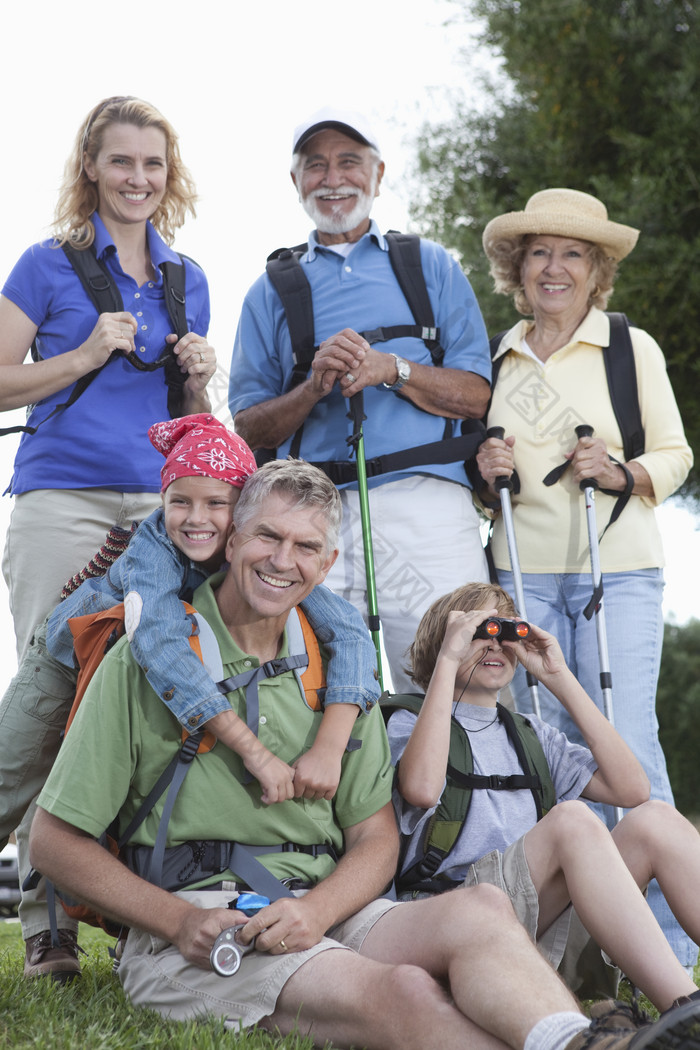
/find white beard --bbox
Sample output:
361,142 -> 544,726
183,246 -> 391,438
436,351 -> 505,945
301,177 -> 377,235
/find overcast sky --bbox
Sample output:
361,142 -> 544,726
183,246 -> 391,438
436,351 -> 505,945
0,0 -> 697,692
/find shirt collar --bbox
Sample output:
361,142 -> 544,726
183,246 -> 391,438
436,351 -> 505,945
305,218 -> 387,261
492,306 -> 610,362
91,213 -> 179,279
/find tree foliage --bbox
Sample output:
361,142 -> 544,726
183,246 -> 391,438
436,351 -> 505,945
657,619 -> 700,817
413,0 -> 700,493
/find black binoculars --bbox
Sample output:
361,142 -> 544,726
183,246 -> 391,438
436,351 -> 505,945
473,617 -> 530,642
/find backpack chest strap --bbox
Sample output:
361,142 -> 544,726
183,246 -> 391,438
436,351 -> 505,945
218,654 -> 309,741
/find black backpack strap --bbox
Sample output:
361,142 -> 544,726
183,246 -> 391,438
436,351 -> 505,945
0,244 -> 125,438
307,419 -> 486,484
603,312 -> 645,462
1,246 -> 190,439
159,255 -> 189,418
264,233 -> 448,462
543,313 -> 643,536
61,242 -> 125,315
266,245 -> 317,389
384,232 -> 443,364
265,245 -> 315,459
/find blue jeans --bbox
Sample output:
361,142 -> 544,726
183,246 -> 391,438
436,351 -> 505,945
498,567 -> 698,969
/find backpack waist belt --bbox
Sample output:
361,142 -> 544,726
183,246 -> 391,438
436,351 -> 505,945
122,838 -> 338,894
310,426 -> 486,485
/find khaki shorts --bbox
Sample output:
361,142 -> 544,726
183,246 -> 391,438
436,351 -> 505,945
120,886 -> 399,1029
464,837 -> 619,1001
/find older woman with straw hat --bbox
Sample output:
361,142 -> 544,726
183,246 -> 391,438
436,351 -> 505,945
476,188 -> 694,968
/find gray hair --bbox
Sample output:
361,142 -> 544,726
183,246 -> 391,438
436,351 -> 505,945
234,459 -> 342,553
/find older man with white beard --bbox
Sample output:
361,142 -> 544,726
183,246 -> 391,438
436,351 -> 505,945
229,107 -> 491,691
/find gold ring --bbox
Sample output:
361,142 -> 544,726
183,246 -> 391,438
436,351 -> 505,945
198,351 -> 205,363
279,940 -> 288,952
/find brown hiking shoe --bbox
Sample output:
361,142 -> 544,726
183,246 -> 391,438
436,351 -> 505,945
588,999 -> 654,1030
566,997 -> 700,1048
24,929 -> 83,983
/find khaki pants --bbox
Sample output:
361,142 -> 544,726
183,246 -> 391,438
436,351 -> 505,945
3,487 -> 160,662
120,889 -> 398,1028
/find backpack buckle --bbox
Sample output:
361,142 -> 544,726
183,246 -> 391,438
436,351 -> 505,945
487,775 -> 509,789
362,327 -> 387,344
261,658 -> 287,679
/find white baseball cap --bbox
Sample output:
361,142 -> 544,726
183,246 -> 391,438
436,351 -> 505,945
292,106 -> 380,154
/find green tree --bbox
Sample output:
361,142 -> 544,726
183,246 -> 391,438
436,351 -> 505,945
657,619 -> 700,817
413,0 -> 700,492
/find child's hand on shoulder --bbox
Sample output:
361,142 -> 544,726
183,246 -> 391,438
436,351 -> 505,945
292,749 -> 340,802
245,749 -> 295,805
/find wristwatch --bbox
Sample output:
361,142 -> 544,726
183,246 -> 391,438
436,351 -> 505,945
383,353 -> 411,391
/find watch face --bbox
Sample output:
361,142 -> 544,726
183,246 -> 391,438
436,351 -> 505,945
398,359 -> 411,381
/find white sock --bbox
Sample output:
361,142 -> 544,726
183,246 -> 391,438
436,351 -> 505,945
524,1012 -> 590,1050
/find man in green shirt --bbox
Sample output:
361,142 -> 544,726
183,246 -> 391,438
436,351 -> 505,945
30,461 -> 700,1050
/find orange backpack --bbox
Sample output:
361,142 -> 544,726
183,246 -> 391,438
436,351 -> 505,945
50,601 -> 325,935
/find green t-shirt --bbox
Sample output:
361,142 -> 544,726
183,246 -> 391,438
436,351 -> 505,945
38,573 -> 394,887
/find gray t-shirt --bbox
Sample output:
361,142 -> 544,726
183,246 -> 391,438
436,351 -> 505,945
387,702 -> 597,883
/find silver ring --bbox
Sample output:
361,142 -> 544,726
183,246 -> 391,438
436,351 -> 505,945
345,373 -> 355,383
198,351 -> 205,363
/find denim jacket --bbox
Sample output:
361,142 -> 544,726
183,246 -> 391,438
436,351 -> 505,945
46,509 -> 379,726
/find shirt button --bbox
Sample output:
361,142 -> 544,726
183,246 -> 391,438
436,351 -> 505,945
134,292 -> 141,299
141,325 -> 148,331
148,282 -> 154,288
163,688 -> 175,701
137,311 -> 143,317
188,714 -> 202,726
138,346 -> 146,353
259,716 -> 267,726
344,265 -> 352,273
243,660 -> 252,667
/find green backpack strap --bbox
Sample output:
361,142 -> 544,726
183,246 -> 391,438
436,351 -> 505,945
382,692 -> 474,889
498,705 -> 556,817
383,695 -> 556,894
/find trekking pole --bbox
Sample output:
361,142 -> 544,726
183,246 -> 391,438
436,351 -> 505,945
487,427 -> 541,718
347,392 -> 384,690
575,423 -> 623,824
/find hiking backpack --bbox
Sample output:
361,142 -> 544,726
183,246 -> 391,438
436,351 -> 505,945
381,693 -> 556,895
32,601 -> 333,939
489,312 -> 645,463
485,312 -> 645,536
0,243 -> 190,438
261,232 -> 486,480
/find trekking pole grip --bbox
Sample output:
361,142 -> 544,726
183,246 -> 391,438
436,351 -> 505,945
574,424 -> 598,491
486,426 -> 512,493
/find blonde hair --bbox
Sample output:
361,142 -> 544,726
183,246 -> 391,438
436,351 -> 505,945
487,234 -> 619,314
409,583 -> 517,691
53,96 -> 197,248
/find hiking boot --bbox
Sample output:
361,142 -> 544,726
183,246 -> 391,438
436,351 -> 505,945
566,997 -> 700,1049
24,929 -> 83,983
588,999 -> 654,1030
665,990 -> 700,1016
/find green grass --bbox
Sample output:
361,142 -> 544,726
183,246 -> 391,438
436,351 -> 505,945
2,918 -> 696,1048
0,922 -> 327,1049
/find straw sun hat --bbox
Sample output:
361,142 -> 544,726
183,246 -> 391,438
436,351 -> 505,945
482,188 -> 639,262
